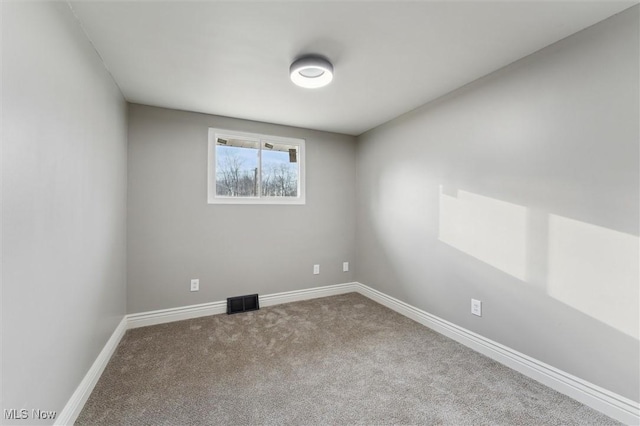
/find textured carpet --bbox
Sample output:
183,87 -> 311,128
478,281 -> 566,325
76,293 -> 618,425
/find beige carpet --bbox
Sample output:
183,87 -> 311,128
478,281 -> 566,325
76,293 -> 618,425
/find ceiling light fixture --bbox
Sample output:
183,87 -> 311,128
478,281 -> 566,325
290,56 -> 333,89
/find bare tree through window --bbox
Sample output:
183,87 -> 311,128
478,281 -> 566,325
209,129 -> 304,204
261,150 -> 298,197
215,139 -> 260,197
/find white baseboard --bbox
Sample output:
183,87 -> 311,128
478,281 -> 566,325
127,282 -> 359,329
354,282 -> 640,425
55,317 -> 127,426
127,300 -> 227,329
259,282 -> 358,308
58,281 -> 639,426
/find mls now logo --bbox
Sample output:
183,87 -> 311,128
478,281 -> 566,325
4,409 -> 28,420
4,409 -> 57,420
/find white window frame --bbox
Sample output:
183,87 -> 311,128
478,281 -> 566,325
208,128 -> 306,205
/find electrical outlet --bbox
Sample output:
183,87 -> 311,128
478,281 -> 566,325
471,299 -> 482,317
313,264 -> 320,275
343,262 -> 349,272
190,279 -> 199,292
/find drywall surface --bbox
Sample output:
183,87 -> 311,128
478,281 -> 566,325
356,7 -> 639,401
127,104 -> 356,313
2,2 -> 128,423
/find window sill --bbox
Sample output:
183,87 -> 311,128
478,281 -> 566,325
207,196 -> 306,205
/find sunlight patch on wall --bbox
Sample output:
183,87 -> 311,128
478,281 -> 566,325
548,215 -> 639,339
438,185 -> 528,281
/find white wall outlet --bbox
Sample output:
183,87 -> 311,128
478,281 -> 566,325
343,262 -> 349,272
313,264 -> 320,275
190,279 -> 199,292
471,299 -> 482,316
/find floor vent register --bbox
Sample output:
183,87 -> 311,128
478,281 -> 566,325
227,294 -> 259,315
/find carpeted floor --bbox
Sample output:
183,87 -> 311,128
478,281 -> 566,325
76,293 -> 618,425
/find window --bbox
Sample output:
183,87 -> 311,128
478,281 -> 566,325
208,128 -> 305,204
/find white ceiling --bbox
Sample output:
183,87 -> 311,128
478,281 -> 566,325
69,1 -> 634,136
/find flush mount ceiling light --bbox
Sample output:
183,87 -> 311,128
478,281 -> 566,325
290,56 -> 333,89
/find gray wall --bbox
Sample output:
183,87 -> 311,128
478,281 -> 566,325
356,7 -> 639,402
2,2 -> 128,423
127,104 -> 356,314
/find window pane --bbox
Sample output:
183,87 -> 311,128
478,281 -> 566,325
261,141 -> 299,197
216,138 -> 260,197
